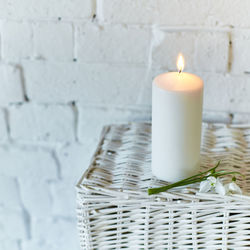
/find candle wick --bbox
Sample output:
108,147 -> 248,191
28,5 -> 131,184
178,70 -> 182,74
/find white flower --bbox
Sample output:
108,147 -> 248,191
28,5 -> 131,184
199,176 -> 216,193
199,176 -> 226,195
215,178 -> 226,195
225,182 -> 242,195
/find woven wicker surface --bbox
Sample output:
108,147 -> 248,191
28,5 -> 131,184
76,123 -> 250,249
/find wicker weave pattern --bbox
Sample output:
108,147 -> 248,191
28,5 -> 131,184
76,123 -> 250,249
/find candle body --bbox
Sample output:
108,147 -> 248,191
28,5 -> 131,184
152,72 -> 203,182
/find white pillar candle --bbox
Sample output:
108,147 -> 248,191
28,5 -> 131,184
152,55 -> 203,182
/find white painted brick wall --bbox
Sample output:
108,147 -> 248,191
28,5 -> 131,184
0,147 -> 58,180
0,109 -> 7,141
34,22 -> 74,61
100,0 -> 215,26
203,73 -> 250,113
1,0 -> 250,249
231,30 -> 250,74
0,64 -> 24,104
100,0 -> 250,28
23,61 -> 149,104
152,30 -> 229,72
0,207 -> 27,240
77,23 -> 151,64
0,240 -> 20,250
2,21 -> 33,60
2,0 -> 94,19
22,218 -> 79,250
9,104 -> 76,142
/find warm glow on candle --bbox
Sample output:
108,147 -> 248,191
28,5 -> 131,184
177,54 -> 185,73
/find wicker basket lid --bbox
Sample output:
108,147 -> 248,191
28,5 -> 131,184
77,123 -> 250,203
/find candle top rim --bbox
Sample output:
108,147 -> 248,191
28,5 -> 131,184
153,72 -> 203,92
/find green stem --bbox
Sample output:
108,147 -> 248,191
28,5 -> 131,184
178,161 -> 220,182
150,161 -> 220,191
148,162 -> 220,195
148,176 -> 208,195
148,161 -> 244,195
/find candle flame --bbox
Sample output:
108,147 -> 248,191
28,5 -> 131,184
177,53 -> 184,73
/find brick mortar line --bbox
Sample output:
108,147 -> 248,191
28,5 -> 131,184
2,18 -> 250,32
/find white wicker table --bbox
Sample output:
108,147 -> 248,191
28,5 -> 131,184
76,122 -> 250,249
